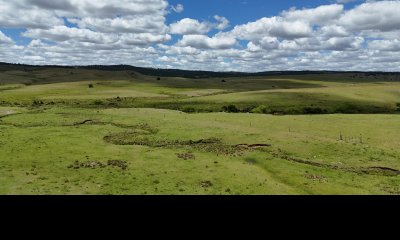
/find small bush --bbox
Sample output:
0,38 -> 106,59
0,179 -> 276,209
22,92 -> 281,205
157,77 -> 161,81
303,107 -> 327,114
240,106 -> 256,113
93,100 -> 104,105
182,106 -> 196,113
396,103 -> 400,111
32,100 -> 44,106
221,79 -> 226,83
222,105 -> 239,113
252,105 -> 269,114
88,84 -> 94,88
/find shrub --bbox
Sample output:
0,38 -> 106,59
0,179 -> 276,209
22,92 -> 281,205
252,105 -> 269,114
222,105 -> 239,113
88,84 -> 94,88
241,106 -> 255,113
93,100 -> 104,105
182,106 -> 196,113
221,79 -> 226,83
32,100 -> 44,106
303,107 -> 327,114
157,77 -> 161,81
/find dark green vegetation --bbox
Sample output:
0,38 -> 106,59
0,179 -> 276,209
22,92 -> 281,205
0,63 -> 399,194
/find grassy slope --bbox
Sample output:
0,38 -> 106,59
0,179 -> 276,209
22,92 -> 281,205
0,107 -> 399,195
0,68 -> 399,194
1,70 -> 399,114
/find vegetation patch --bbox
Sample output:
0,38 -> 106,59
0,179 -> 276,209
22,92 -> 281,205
176,152 -> 196,160
222,105 -> 239,113
236,143 -> 272,149
67,160 -> 128,170
107,160 -> 128,170
304,174 -> 327,183
269,149 -> 400,177
104,130 -> 268,156
68,160 -> 106,169
200,180 -> 213,188
251,105 -> 269,114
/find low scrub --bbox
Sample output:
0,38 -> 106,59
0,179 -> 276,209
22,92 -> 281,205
181,106 -> 196,113
251,105 -> 269,114
303,107 -> 328,114
222,105 -> 239,113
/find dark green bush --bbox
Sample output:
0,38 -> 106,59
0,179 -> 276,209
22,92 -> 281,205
32,100 -> 44,106
252,105 -> 269,114
182,106 -> 196,113
93,100 -> 104,105
222,105 -> 239,113
303,107 -> 328,114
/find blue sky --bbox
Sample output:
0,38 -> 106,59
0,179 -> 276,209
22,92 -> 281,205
167,0 -> 361,25
0,0 -> 399,71
2,0 -> 363,46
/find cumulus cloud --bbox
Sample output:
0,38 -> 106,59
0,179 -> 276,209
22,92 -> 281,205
177,35 -> 237,50
282,4 -> 344,25
171,4 -> 184,13
214,15 -> 230,30
230,17 -> 313,41
169,18 -> 213,35
169,15 -> 230,35
0,0 -> 400,72
339,1 -> 400,32
0,0 -> 169,39
368,39 -> 400,51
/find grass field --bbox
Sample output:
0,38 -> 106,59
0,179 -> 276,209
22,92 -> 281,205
0,67 -> 399,195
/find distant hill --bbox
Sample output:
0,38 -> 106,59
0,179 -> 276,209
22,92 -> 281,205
1,62 -> 399,78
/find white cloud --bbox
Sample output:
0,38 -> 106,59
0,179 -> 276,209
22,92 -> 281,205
177,35 -> 237,49
171,4 -> 184,13
214,15 -> 230,30
230,17 -> 313,40
23,26 -> 118,44
169,18 -> 213,35
339,1 -> 400,32
368,39 -> 400,51
0,31 -> 13,44
1,0 -> 400,72
0,0 -> 170,44
282,4 -> 344,25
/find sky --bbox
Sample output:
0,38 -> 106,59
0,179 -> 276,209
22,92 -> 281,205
0,0 -> 399,72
